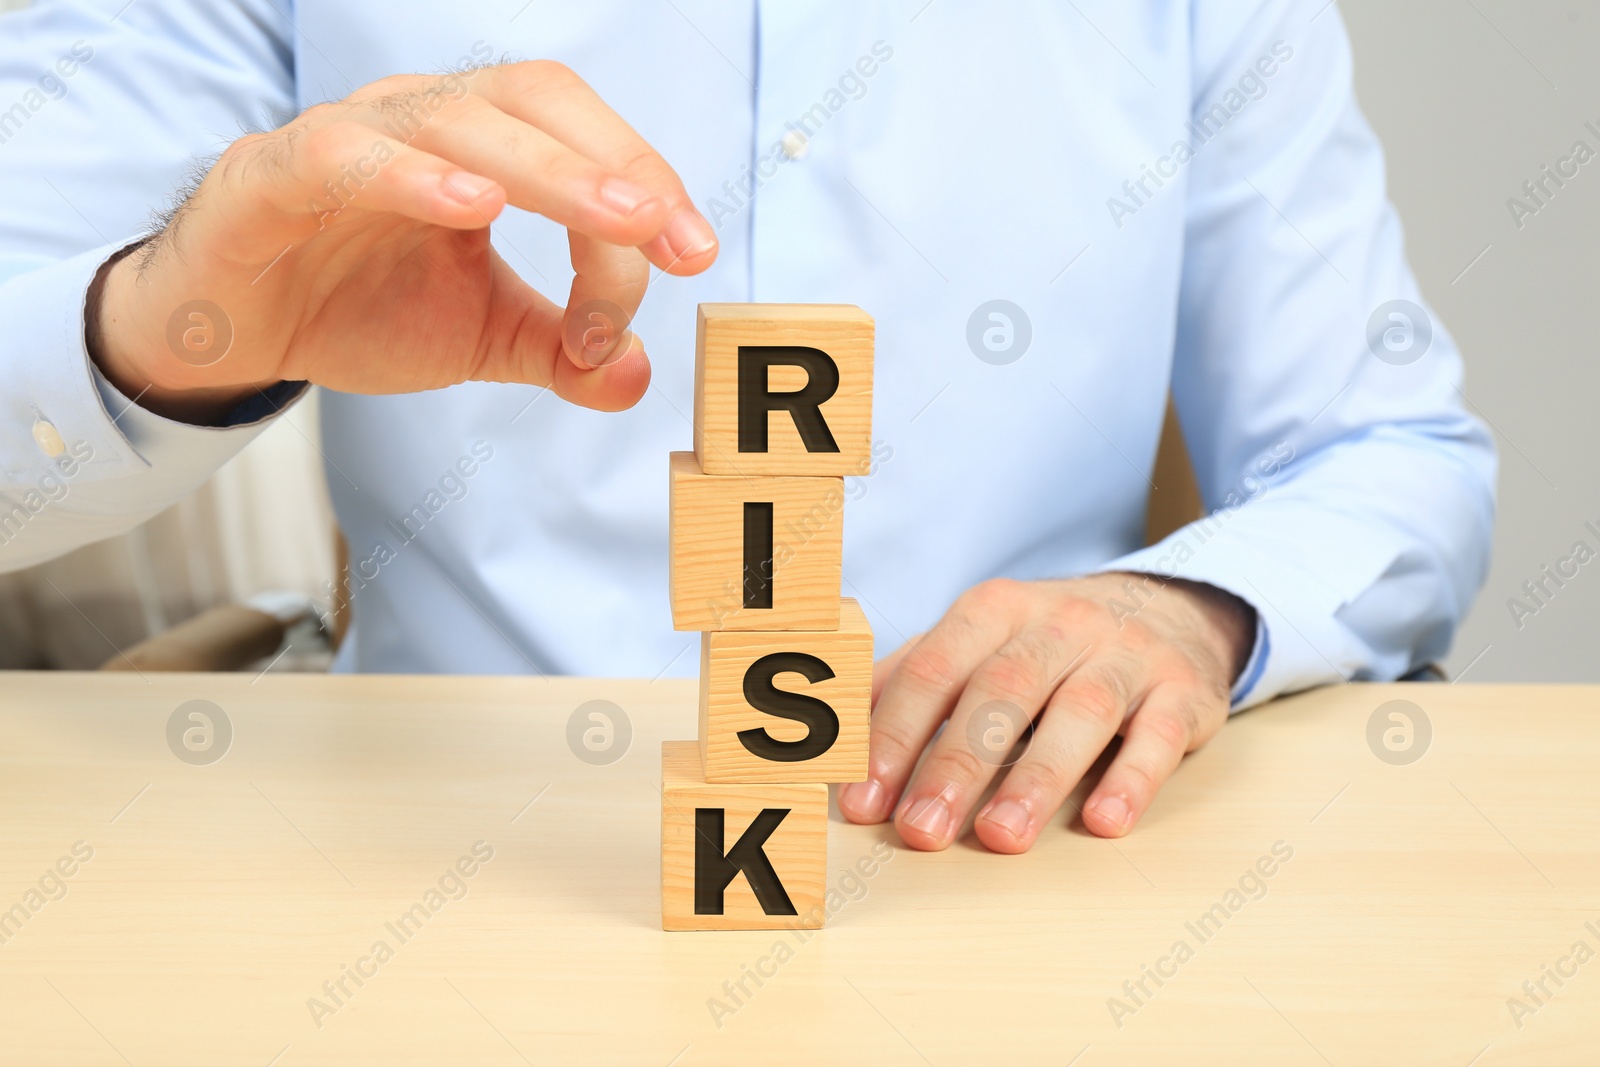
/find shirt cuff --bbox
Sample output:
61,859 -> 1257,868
1091,511 -> 1387,709
0,239 -> 307,490
90,366 -> 309,482
1230,612 -> 1270,708
0,242 -> 149,486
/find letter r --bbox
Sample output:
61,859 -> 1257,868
737,346 -> 840,453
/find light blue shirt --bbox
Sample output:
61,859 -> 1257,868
0,0 -> 1496,706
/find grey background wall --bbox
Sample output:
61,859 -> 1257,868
1343,0 -> 1599,682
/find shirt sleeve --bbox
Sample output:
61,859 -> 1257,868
1097,3 -> 1497,708
0,0 -> 301,573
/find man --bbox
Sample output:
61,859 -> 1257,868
0,1 -> 1495,855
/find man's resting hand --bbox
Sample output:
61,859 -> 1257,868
839,573 -> 1256,852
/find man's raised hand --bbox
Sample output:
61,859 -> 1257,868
89,61 -> 716,423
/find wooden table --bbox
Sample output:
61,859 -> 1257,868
1,674 -> 1595,1065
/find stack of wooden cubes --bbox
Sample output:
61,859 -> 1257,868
661,303 -> 876,931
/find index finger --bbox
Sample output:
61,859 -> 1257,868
477,61 -> 718,275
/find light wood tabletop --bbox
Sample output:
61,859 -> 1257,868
0,673 -> 1596,1065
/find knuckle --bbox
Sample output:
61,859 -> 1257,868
1143,710 -> 1192,752
1117,616 -> 1156,653
1155,653 -> 1203,688
365,88 -> 426,121
1100,655 -> 1139,697
300,120 -> 362,166
298,100 -> 344,125
1116,758 -> 1162,798
511,58 -> 582,95
350,74 -> 420,102
219,129 -> 291,185
1053,595 -> 1103,629
1163,650 -> 1230,706
1004,624 -> 1060,667
1088,657 -> 1137,704
868,720 -> 918,771
971,656 -> 1042,702
971,577 -> 1025,611
218,132 -> 266,170
955,578 -> 1027,623
1007,759 -> 1073,804
613,147 -> 686,200
285,102 -> 353,146
1062,680 -> 1124,730
895,645 -> 960,694
367,83 -> 478,135
924,746 -> 989,787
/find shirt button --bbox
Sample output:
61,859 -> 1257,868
780,129 -> 809,160
32,419 -> 66,458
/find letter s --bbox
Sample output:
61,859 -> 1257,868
737,653 -> 840,762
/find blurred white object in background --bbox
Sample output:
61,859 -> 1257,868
0,389 -> 336,669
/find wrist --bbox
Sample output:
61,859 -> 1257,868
86,248 -> 268,425
1166,577 -> 1257,684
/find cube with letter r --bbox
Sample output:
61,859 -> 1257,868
692,303 -> 874,478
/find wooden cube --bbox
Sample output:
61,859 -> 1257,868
660,741 -> 827,931
693,303 -> 874,478
669,451 -> 843,632
698,598 -> 872,784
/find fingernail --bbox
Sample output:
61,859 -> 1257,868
443,171 -> 496,204
598,177 -> 658,219
664,209 -> 717,262
902,794 -> 952,842
983,798 -> 1031,841
1090,794 -> 1133,834
841,778 -> 886,821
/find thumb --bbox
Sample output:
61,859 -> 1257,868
471,245 -> 652,412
